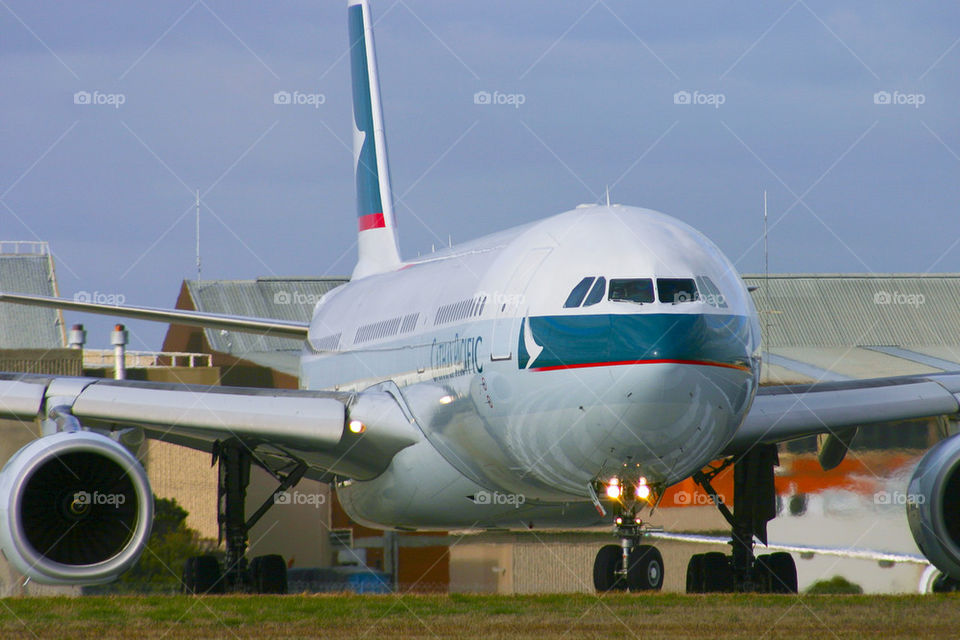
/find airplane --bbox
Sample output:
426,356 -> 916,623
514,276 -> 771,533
2,0 -> 960,595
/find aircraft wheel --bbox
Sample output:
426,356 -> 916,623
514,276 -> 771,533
757,552 -> 797,593
593,544 -> 627,592
627,544 -> 664,591
686,553 -> 706,593
701,552 -> 734,593
932,573 -> 960,592
250,554 -> 288,594
182,555 -> 223,594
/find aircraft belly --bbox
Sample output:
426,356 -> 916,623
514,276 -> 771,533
335,438 -> 604,529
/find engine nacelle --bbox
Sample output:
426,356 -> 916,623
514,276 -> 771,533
0,431 -> 153,585
907,433 -> 960,580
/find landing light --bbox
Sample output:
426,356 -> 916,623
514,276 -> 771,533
636,484 -> 651,500
439,395 -> 454,405
605,478 -> 622,500
348,420 -> 366,434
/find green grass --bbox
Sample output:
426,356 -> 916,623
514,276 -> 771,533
0,593 -> 957,639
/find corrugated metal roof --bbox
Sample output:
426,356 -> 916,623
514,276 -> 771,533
186,277 -> 347,375
744,274 -> 960,348
0,253 -> 63,348
744,274 -> 960,383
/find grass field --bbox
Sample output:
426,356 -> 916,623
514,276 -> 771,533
0,593 -> 957,639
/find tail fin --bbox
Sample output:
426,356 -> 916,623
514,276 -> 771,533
348,0 -> 402,279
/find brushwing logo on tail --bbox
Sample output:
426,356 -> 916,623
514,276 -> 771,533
349,3 -> 385,231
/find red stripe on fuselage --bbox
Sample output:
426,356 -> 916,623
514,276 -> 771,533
358,212 -> 386,231
531,358 -> 751,372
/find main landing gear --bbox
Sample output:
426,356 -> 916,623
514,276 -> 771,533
685,444 -> 798,593
181,439 -> 308,595
593,474 -> 664,592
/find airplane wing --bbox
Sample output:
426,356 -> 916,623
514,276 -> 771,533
725,372 -> 960,457
0,292 -> 309,339
0,372 -> 420,483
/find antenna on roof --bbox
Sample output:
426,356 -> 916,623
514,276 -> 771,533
195,189 -> 201,281
763,190 -> 769,380
605,186 -> 611,207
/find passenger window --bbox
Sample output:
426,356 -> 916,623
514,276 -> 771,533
564,277 -> 595,308
657,278 -> 698,304
609,278 -> 654,304
583,277 -> 606,306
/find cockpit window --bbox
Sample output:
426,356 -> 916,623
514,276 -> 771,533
564,277 -> 595,308
583,277 -> 606,306
609,278 -> 654,304
657,278 -> 698,304
695,275 -> 728,308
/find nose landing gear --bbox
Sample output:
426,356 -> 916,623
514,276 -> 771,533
592,474 -> 664,592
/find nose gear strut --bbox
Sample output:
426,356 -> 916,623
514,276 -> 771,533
592,473 -> 665,592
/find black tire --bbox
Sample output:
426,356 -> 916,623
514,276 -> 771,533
757,552 -> 797,593
686,553 -> 705,593
250,554 -> 288,594
932,573 -> 960,593
701,552 -> 733,593
182,555 -> 223,595
627,545 -> 664,591
593,544 -> 627,592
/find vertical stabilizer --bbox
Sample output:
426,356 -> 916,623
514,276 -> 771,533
348,0 -> 402,279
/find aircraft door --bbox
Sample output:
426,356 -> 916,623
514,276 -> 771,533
489,247 -> 552,361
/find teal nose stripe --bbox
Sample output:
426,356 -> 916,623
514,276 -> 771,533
518,313 -> 754,371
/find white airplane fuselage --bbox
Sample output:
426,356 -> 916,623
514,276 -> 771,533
300,205 -> 762,530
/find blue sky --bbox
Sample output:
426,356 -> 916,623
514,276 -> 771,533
1,1 -> 958,349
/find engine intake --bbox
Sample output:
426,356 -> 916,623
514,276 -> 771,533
0,430 -> 153,585
907,432 -> 960,580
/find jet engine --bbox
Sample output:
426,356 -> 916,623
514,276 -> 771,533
907,432 -> 960,580
0,430 -> 153,585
